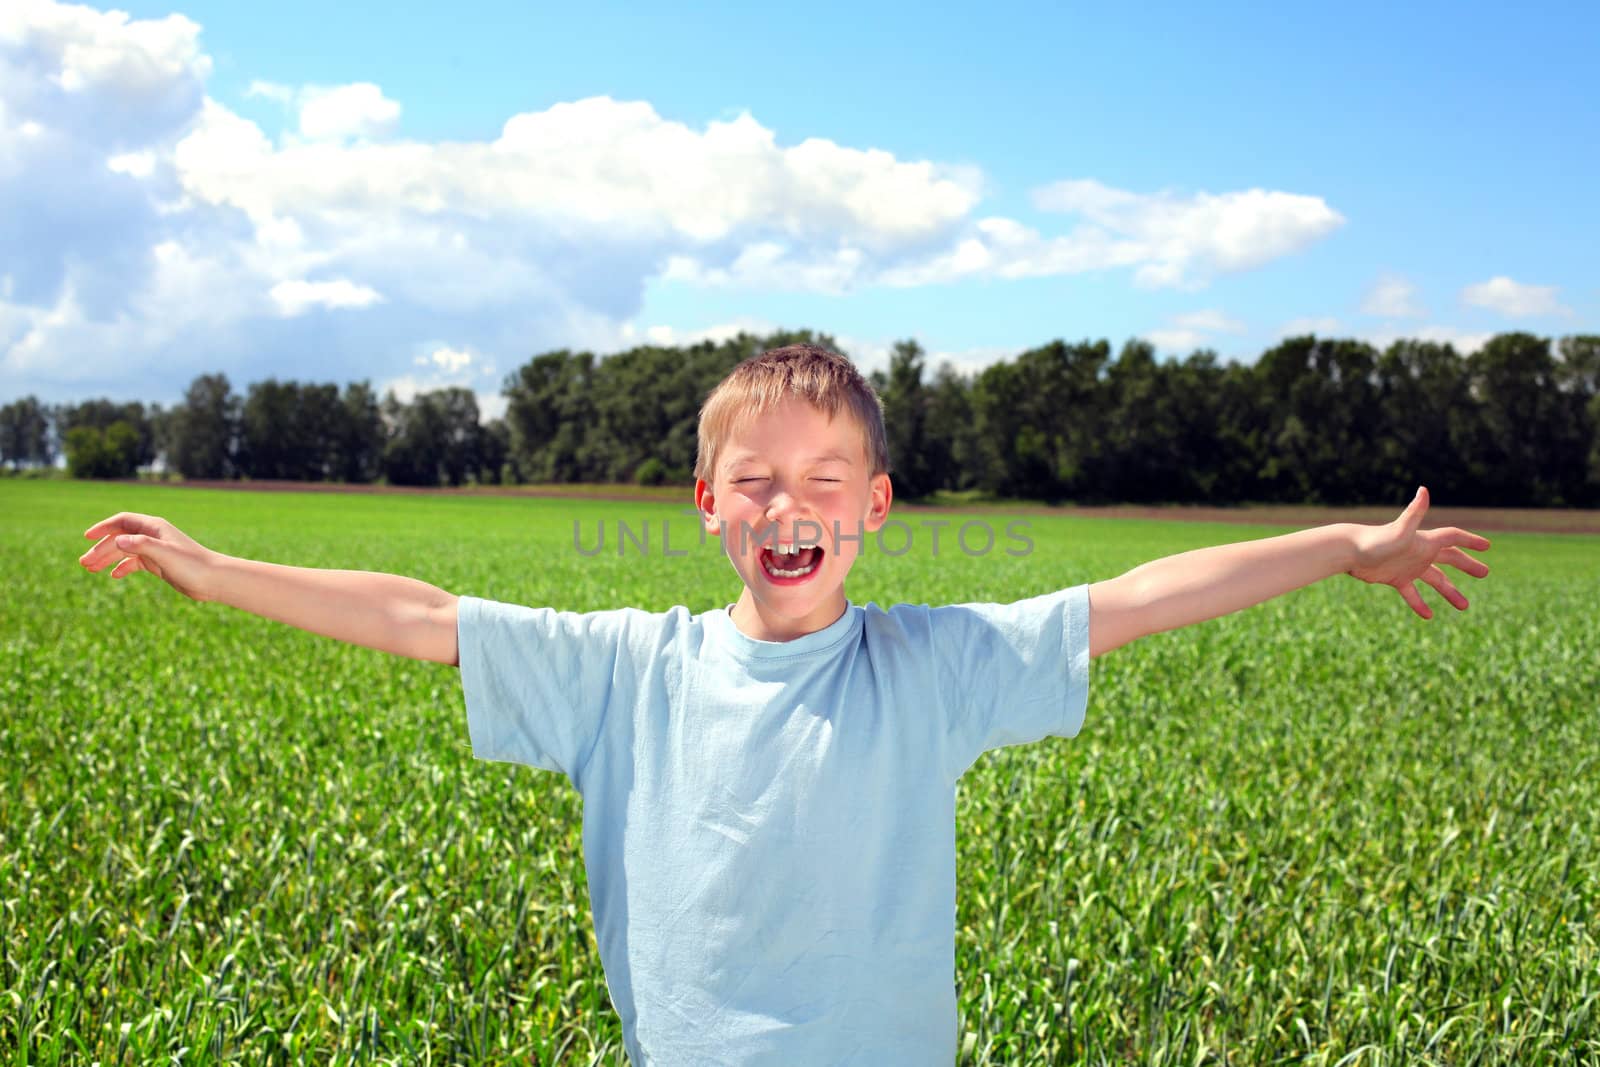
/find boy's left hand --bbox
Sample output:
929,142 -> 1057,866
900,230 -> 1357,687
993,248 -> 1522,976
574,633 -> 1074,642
1348,487 -> 1491,619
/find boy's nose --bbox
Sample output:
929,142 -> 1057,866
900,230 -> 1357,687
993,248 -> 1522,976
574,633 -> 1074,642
765,492 -> 804,523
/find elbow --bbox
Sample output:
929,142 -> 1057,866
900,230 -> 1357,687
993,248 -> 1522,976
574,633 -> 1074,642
428,594 -> 461,667
392,590 -> 460,665
1087,576 -> 1154,658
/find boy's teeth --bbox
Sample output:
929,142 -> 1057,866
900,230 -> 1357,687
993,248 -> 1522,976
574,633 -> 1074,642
763,544 -> 820,578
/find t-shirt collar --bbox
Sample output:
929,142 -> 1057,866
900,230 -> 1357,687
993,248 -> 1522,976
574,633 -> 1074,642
708,600 -> 862,660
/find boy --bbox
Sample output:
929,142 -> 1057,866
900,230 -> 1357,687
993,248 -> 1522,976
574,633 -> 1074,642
80,344 -> 1491,1064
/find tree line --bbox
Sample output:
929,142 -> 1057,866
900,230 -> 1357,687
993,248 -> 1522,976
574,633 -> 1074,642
4,329 -> 1596,507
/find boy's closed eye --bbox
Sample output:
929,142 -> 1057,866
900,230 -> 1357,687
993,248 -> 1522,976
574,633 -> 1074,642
734,476 -> 841,484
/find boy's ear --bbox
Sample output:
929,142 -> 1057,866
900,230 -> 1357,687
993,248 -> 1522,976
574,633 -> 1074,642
694,479 -> 721,536
864,472 -> 893,532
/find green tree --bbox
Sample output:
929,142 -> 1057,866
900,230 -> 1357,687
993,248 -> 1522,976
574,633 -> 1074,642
924,362 -> 978,493
1175,351 -> 1260,503
478,418 -> 512,485
1463,333 -> 1587,506
239,379 -> 298,480
381,388 -> 484,487
1092,339 -> 1190,502
64,421 -> 140,479
56,399 -> 158,470
1556,335 -> 1600,505
331,381 -> 385,484
172,374 -> 239,479
434,387 -> 484,487
1253,335 -> 1383,504
503,350 -> 597,482
971,339 -> 1110,500
589,344 -> 681,482
239,380 -> 346,481
1374,340 -> 1472,502
879,340 -> 935,498
0,395 -> 53,469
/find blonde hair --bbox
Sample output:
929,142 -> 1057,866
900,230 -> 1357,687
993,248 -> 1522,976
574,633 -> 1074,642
695,343 -> 890,482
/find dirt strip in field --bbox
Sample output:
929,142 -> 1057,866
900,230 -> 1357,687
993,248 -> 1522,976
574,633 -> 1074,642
145,479 -> 1600,535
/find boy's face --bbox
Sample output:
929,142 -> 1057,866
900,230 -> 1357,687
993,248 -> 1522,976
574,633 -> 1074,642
695,397 -> 892,642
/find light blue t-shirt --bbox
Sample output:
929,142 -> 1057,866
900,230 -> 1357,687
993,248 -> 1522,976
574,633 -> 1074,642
457,586 -> 1091,1066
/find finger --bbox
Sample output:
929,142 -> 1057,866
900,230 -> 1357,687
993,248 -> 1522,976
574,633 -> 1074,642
1396,581 -> 1432,620
90,533 -> 169,577
109,555 -> 147,580
79,533 -> 142,571
79,534 -> 129,571
1398,486 -> 1429,535
1420,565 -> 1468,610
83,512 -> 165,541
80,540 -> 111,571
1442,526 -> 1491,553
1437,545 -> 1490,579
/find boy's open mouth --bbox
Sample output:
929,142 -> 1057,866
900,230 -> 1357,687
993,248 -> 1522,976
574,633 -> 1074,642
760,543 -> 823,582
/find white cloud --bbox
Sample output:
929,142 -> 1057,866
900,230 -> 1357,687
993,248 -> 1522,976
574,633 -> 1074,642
171,96 -> 981,252
245,79 -> 400,141
1145,308 -> 1247,354
421,345 -> 474,373
5,0 -> 211,94
106,150 -> 156,177
1,0 -> 209,145
244,79 -> 293,104
1032,180 -> 1344,288
1362,274 -> 1425,318
3,280 -> 84,373
269,278 -> 384,316
874,215 -> 1149,288
876,180 -> 1344,291
1144,328 -> 1207,352
297,82 -> 400,141
2,0 -> 211,334
1461,275 -> 1570,318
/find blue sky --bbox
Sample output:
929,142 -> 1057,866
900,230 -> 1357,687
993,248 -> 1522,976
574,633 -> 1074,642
4,0 -> 1595,413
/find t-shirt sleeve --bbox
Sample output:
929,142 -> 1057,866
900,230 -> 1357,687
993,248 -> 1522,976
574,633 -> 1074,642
927,584 -> 1091,778
456,595 -> 633,779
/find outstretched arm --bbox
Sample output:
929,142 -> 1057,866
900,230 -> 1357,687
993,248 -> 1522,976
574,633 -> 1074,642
1086,488 -> 1491,658
79,512 -> 460,666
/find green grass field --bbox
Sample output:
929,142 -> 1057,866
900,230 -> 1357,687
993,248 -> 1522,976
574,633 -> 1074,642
4,479 -> 1597,1065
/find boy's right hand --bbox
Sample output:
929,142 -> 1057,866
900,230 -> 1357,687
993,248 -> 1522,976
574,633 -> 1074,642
80,513 -> 219,602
